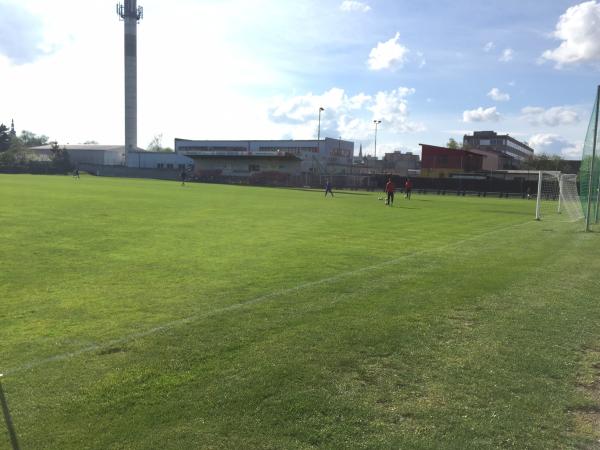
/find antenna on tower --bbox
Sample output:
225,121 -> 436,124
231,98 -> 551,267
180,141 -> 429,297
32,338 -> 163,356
116,0 -> 143,22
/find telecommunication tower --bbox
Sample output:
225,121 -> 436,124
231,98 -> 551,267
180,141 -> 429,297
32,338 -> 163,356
116,0 -> 143,164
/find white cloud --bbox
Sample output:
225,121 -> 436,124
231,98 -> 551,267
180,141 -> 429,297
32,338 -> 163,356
521,106 -> 580,126
367,32 -> 409,70
0,3 -> 52,64
542,1 -> 600,66
499,48 -> 514,62
340,1 -> 371,12
483,41 -> 495,52
268,86 -> 423,142
347,93 -> 372,110
269,88 -> 347,124
529,133 -> 582,158
487,88 -> 510,102
416,51 -> 426,68
369,87 -> 425,132
463,107 -> 501,122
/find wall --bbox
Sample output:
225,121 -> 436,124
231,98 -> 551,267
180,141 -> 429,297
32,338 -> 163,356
67,150 -> 111,166
191,156 -> 301,177
126,151 -> 194,169
467,149 -> 502,171
420,145 -> 483,177
79,163 -> 181,180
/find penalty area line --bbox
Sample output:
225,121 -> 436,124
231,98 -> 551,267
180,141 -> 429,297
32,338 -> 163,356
4,219 -> 534,377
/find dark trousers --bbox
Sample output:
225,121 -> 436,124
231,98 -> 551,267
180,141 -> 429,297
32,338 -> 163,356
387,191 -> 394,205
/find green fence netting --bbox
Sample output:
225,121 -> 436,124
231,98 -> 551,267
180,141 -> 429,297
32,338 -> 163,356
579,88 -> 600,224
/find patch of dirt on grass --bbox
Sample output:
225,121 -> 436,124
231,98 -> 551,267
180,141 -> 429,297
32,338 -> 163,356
570,348 -> 600,448
446,311 -> 476,330
97,346 -> 127,355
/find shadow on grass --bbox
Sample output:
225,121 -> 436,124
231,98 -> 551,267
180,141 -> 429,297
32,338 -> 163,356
288,188 -> 371,196
479,209 -> 532,216
390,205 -> 418,210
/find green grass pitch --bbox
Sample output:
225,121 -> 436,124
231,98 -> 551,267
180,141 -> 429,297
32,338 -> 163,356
1,174 -> 600,449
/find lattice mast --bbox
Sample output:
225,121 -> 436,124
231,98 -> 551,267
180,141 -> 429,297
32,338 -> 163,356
116,0 -> 143,165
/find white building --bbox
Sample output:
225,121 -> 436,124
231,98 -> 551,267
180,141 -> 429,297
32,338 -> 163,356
175,138 -> 354,175
29,144 -> 126,166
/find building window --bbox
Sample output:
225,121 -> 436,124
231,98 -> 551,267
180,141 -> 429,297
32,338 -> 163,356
167,163 -> 174,169
157,163 -> 165,169
249,164 -> 260,172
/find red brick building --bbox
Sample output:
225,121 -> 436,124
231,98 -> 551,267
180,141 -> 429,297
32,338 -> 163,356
420,144 -> 484,177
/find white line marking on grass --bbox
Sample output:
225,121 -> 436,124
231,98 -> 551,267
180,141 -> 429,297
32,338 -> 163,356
4,219 -> 535,377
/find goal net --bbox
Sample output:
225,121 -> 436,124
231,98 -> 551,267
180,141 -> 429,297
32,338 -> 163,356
535,171 -> 583,221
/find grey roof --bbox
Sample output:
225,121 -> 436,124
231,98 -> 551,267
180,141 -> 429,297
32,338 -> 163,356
29,144 -> 131,152
186,151 -> 301,160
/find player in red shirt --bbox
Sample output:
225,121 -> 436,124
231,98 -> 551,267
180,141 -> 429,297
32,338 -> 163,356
385,178 -> 395,206
404,178 -> 413,199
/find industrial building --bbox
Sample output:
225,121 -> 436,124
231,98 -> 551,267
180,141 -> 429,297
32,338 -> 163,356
29,144 -> 127,166
126,150 -> 193,169
175,138 -> 354,178
420,144 -> 484,177
462,131 -> 534,168
382,151 -> 420,176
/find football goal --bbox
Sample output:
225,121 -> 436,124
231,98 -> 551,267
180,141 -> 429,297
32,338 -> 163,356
535,171 -> 583,221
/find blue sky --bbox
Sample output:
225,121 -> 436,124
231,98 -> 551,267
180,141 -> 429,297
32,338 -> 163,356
1,0 -> 599,158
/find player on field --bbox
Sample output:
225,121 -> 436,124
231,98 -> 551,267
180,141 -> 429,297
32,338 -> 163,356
180,169 -> 186,186
385,178 -> 395,206
73,168 -> 80,179
325,179 -> 334,197
404,178 -> 412,199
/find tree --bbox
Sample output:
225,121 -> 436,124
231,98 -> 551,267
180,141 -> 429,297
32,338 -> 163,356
522,153 -> 567,171
146,133 -> 173,152
50,142 -> 72,171
147,134 -> 163,151
19,130 -> 49,147
0,138 -> 31,165
447,138 -> 461,149
0,124 -> 11,152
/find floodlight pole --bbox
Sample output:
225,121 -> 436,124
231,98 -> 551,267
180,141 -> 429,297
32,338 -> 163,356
585,86 -> 600,232
0,375 -> 20,450
373,120 -> 382,159
317,107 -> 324,154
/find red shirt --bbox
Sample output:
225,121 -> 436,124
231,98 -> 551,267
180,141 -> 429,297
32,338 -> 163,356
385,181 -> 395,193
405,180 -> 412,190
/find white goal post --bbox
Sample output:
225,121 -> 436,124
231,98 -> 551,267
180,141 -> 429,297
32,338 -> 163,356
535,171 -> 583,221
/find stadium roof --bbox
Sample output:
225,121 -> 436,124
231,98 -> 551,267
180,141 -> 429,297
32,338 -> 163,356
184,151 -> 301,160
29,144 -> 138,152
